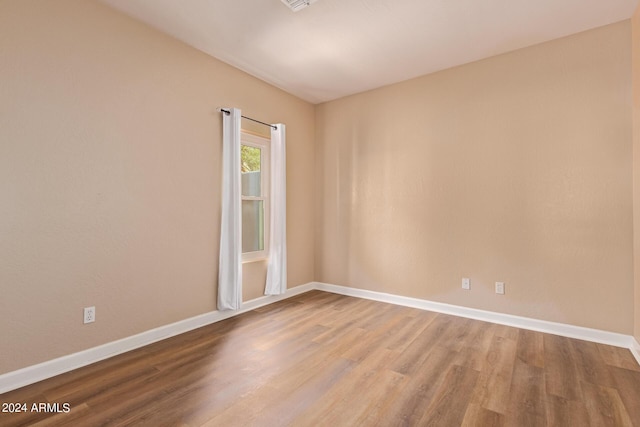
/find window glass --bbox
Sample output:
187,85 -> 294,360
241,145 -> 261,197
240,132 -> 269,260
242,200 -> 264,253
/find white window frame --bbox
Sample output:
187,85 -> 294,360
241,131 -> 270,262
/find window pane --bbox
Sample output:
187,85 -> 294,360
242,200 -> 264,253
241,145 -> 261,197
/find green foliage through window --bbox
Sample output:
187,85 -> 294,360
241,145 -> 261,172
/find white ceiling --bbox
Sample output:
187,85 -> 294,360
101,0 -> 638,104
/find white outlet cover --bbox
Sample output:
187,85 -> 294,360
462,278 -> 470,290
495,282 -> 505,294
84,306 -> 95,324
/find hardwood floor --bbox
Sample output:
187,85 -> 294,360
1,290 -> 639,426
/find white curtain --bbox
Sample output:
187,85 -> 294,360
218,108 -> 242,310
265,124 -> 287,295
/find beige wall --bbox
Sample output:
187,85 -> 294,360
633,6 -> 640,344
315,22 -> 634,334
0,0 -> 315,374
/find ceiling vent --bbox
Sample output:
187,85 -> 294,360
280,0 -> 317,12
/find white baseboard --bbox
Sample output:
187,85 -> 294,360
313,282 -> 637,352
631,337 -> 640,366
2,281 -> 638,394
0,282 -> 315,394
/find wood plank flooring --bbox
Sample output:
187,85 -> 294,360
1,290 -> 639,426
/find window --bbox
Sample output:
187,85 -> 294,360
241,132 -> 269,261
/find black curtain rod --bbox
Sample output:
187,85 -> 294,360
220,108 -> 277,130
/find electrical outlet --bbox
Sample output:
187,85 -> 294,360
84,306 -> 95,324
462,278 -> 470,290
495,282 -> 505,295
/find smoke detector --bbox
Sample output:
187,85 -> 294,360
280,0 -> 317,12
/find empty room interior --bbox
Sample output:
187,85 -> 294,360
2,0 -> 640,425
